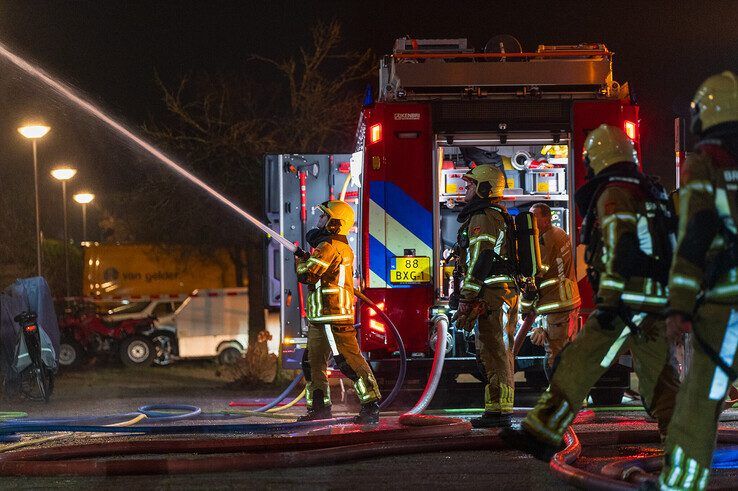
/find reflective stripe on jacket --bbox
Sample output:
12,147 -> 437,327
459,206 -> 514,300
536,226 -> 581,314
296,239 -> 355,324
669,145 -> 738,313
593,184 -> 669,313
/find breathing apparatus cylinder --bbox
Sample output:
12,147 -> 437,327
514,211 -> 543,278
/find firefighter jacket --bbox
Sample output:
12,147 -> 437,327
458,204 -> 515,300
589,180 -> 669,314
668,141 -> 738,315
534,226 -> 581,314
296,236 -> 355,324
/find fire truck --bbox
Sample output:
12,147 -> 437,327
266,37 -> 640,403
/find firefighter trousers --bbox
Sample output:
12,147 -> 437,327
302,322 -> 381,409
543,308 -> 581,380
660,303 -> 738,490
475,288 -> 519,414
522,311 -> 680,446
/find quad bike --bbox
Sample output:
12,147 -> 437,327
58,307 -> 159,368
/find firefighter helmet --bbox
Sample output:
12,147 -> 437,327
463,164 -> 506,198
583,124 -> 639,175
318,200 -> 355,235
690,71 -> 738,135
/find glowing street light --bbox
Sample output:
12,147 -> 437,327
73,192 -> 94,242
73,192 -> 94,204
18,123 -> 51,276
18,125 -> 51,139
50,167 -> 76,181
51,166 -> 77,297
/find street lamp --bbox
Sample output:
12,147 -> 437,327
73,192 -> 95,242
51,166 -> 77,297
18,124 -> 51,276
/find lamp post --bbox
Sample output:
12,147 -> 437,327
51,166 -> 77,297
73,192 -> 95,242
18,124 -> 51,276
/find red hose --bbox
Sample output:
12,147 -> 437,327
597,427 -> 738,487
0,416 -> 473,476
550,428 -> 637,491
513,312 -> 536,356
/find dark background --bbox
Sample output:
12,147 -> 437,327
0,0 -> 736,240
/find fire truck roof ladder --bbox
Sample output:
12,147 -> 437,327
380,38 -> 617,102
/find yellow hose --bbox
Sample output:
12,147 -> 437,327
266,388 -> 306,413
225,388 -> 307,419
0,413 -> 148,453
339,174 -> 352,201
106,413 -> 148,427
0,433 -> 69,453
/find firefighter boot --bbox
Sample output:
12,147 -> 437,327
470,412 -> 512,428
500,426 -> 562,462
353,401 -> 380,425
297,389 -> 332,421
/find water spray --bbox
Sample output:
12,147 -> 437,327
0,41 -> 297,253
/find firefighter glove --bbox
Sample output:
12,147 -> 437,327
530,327 -> 547,346
453,299 -> 487,332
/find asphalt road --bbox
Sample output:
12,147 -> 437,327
4,363 -> 736,490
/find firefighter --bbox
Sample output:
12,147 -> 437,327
657,71 -> 738,491
524,203 -> 581,380
502,124 -> 680,458
452,164 -> 519,428
295,200 -> 382,424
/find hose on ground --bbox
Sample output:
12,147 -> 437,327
137,404 -> 201,421
0,415 -> 473,476
252,372 -> 305,412
0,416 -> 358,436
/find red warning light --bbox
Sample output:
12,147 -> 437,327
369,124 -> 382,144
624,120 -> 637,140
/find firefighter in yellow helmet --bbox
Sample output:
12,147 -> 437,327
295,200 -> 381,424
657,71 -> 738,490
451,164 -> 519,428
525,203 -> 581,381
502,124 -> 680,458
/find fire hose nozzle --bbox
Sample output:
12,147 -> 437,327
294,247 -> 311,260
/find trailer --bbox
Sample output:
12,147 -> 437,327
267,38 -> 640,402
160,288 -> 250,364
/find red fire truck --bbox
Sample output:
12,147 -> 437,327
267,37 -> 640,403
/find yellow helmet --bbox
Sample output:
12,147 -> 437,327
690,71 -> 738,135
318,200 -> 355,235
463,164 -> 505,198
583,124 -> 639,175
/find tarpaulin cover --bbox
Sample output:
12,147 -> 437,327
0,277 -> 59,376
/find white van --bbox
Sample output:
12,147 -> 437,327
103,299 -> 183,326
163,288 -> 249,364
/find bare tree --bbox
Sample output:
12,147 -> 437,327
115,20 -> 374,344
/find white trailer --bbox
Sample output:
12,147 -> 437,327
167,288 -> 249,364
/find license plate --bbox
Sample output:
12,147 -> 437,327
390,256 -> 431,284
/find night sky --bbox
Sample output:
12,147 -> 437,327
0,1 -> 736,241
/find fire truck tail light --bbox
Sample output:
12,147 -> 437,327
624,120 -> 637,140
368,302 -> 385,315
367,302 -> 386,332
369,319 -> 386,333
369,124 -> 382,144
